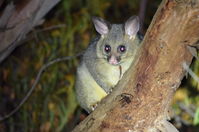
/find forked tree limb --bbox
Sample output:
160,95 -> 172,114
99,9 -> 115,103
72,0 -> 199,132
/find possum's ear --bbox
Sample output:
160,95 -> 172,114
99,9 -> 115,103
125,16 -> 140,39
92,16 -> 110,35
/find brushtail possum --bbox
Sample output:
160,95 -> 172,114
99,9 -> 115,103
75,16 -> 141,113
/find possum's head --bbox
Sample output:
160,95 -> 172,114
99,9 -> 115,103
93,16 -> 140,66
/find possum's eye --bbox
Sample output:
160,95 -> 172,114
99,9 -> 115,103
118,45 -> 126,53
104,44 -> 111,53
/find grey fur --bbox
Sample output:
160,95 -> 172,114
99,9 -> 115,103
75,16 -> 141,113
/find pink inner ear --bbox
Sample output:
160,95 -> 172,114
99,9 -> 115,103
95,22 -> 109,35
92,17 -> 110,35
109,56 -> 118,65
125,16 -> 139,38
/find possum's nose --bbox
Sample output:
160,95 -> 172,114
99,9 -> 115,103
108,55 -> 121,65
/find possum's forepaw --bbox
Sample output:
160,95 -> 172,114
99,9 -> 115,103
107,87 -> 114,94
90,103 -> 99,111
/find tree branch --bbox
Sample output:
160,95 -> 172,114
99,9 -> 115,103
0,52 -> 83,121
72,0 -> 199,131
138,0 -> 148,34
0,0 -> 60,63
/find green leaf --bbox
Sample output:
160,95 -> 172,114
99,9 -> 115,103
194,107 -> 199,125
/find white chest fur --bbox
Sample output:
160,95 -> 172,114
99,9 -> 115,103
96,57 -> 133,88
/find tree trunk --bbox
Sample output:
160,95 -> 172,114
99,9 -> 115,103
0,0 -> 60,63
72,0 -> 199,131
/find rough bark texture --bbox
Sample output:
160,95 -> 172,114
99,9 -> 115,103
0,0 -> 60,63
72,0 -> 199,132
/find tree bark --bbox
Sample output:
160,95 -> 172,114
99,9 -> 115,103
0,0 -> 60,63
72,0 -> 199,132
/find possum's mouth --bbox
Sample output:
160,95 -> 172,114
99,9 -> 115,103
107,55 -> 121,65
